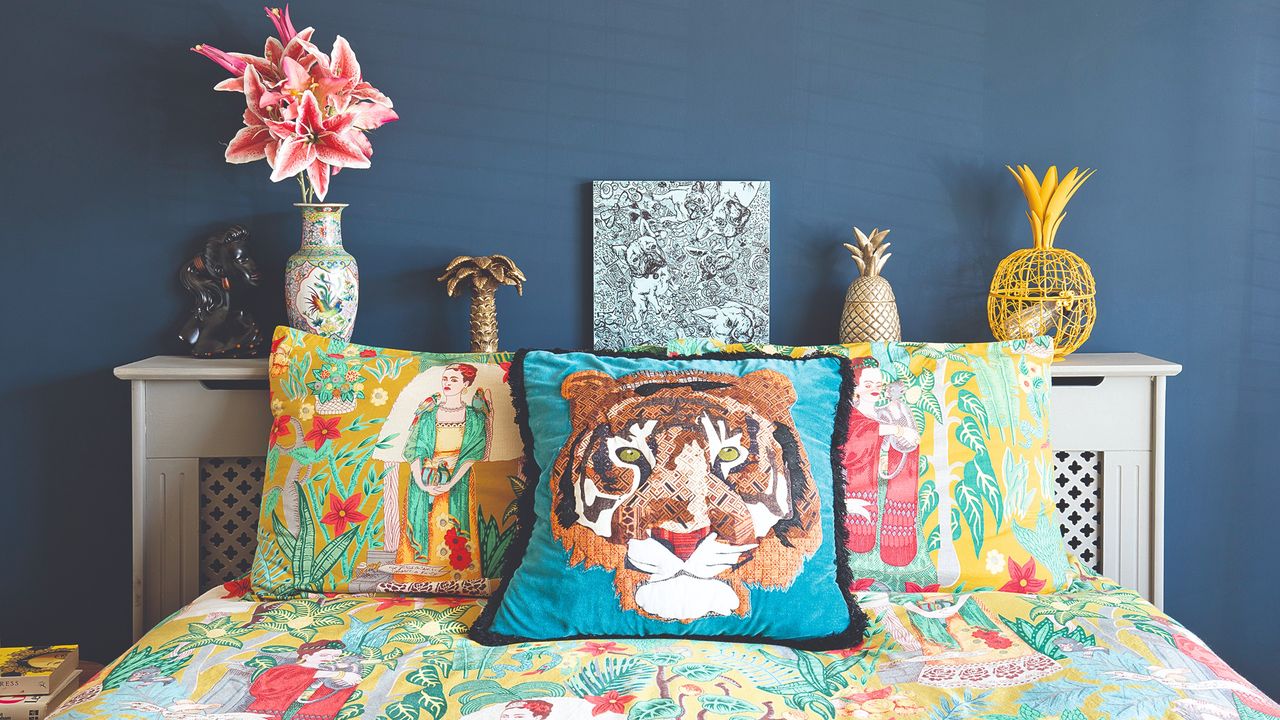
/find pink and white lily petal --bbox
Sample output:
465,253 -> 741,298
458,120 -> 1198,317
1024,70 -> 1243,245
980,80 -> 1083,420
243,67 -> 268,116
264,117 -> 299,140
230,51 -> 276,78
214,77 -> 244,93
315,131 -> 371,169
225,124 -> 276,164
264,36 -> 284,68
306,158 -> 331,200
330,36 -> 361,81
269,136 -> 318,182
295,91 -> 324,131
351,80 -> 393,107
351,104 -> 398,131
349,131 -> 373,160
324,111 -> 359,135
283,28 -> 327,70
265,139 -> 279,169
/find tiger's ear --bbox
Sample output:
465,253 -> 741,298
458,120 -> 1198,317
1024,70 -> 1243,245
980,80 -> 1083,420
737,369 -> 796,407
560,370 -> 619,410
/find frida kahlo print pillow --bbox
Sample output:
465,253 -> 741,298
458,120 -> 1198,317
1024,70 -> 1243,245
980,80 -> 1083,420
471,349 -> 866,648
250,327 -> 524,599
665,337 -> 1074,594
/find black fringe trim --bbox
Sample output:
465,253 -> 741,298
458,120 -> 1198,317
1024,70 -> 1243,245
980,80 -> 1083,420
468,348 -> 868,650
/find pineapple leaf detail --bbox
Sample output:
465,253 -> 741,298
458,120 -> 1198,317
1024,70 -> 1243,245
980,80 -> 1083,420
845,227 -> 892,277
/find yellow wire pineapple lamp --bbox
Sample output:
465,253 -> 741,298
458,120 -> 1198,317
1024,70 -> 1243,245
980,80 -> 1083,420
988,165 -> 1097,360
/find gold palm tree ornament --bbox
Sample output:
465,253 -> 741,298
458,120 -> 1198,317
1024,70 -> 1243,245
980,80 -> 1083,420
438,254 -> 527,352
988,165 -> 1097,360
839,227 -> 902,342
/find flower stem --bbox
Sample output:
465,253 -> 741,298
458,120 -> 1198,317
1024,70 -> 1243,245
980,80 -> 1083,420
296,172 -> 315,204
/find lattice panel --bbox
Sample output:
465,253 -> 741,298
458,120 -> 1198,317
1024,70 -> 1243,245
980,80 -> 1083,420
199,457 -> 264,589
194,454 -> 1104,584
1054,450 -> 1101,571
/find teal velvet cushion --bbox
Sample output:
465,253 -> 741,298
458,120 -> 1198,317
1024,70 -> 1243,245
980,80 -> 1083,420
470,350 -> 867,649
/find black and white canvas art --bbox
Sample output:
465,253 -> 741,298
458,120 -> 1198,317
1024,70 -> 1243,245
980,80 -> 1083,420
591,180 -> 770,349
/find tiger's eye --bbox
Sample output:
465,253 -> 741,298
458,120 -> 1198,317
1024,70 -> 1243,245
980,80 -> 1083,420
615,447 -> 642,464
717,446 -> 741,462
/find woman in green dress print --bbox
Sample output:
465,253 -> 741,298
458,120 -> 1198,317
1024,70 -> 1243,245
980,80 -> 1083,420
402,363 -> 492,572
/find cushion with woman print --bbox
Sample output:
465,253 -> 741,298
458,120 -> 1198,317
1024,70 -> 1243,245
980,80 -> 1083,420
470,349 -> 867,648
663,337 -> 1073,594
250,326 -> 525,598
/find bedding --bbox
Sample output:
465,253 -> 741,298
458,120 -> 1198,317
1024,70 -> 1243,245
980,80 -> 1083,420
473,350 -> 864,648
253,327 -> 524,599
52,564 -> 1277,720
664,337 -> 1074,594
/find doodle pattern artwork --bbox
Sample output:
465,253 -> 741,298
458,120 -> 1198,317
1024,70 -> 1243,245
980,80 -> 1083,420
592,181 -> 770,349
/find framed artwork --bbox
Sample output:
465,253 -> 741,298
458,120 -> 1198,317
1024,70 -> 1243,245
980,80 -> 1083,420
591,180 -> 770,349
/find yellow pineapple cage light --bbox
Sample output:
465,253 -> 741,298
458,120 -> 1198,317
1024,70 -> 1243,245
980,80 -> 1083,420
988,165 -> 1097,361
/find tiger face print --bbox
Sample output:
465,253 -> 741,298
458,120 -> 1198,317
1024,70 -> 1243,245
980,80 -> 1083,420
550,368 -> 822,622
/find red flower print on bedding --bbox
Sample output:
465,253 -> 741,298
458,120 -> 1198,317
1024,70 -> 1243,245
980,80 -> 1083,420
999,557 -> 1046,594
585,690 -> 636,716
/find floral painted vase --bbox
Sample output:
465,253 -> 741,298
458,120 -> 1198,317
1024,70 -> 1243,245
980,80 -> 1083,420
285,203 -> 359,340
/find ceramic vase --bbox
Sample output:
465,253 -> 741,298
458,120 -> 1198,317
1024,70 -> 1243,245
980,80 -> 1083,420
285,203 -> 359,340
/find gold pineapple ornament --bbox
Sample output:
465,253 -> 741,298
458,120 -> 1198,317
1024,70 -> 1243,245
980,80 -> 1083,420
988,165 -> 1097,360
438,254 -> 526,352
839,227 -> 902,342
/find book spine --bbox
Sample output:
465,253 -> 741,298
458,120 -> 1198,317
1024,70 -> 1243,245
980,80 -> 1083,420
0,676 -> 49,695
0,707 -> 55,720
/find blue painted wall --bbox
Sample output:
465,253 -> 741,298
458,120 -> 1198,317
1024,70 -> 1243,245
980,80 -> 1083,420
3,0 -> 1275,693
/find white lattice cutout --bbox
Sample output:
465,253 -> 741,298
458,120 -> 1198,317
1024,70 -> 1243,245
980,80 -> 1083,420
195,453 -> 1104,585
1054,450 -> 1101,571
199,457 -> 264,589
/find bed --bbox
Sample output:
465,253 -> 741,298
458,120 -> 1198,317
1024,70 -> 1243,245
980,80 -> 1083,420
92,348 -> 1274,719
51,560 -> 1277,720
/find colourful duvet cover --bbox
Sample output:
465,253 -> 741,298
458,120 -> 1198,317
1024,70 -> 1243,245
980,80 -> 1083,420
53,570 -> 1276,720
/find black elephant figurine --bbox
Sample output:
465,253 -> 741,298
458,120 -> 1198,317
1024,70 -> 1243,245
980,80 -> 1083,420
178,225 -> 264,358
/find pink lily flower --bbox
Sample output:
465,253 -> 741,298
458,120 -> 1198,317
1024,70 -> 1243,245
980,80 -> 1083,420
225,68 -> 279,166
197,35 -> 277,93
330,36 -> 395,110
281,27 -> 327,70
350,104 -> 398,131
197,6 -> 394,201
268,91 -> 369,200
192,44 -> 247,75
204,27 -> 322,94
265,5 -> 298,44
260,56 -> 351,112
226,109 -> 278,167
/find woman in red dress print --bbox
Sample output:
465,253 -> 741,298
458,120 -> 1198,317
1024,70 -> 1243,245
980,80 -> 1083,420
247,640 -> 361,720
842,364 -> 922,567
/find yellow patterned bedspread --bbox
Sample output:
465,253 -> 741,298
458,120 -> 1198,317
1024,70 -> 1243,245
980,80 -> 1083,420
52,573 -> 1277,720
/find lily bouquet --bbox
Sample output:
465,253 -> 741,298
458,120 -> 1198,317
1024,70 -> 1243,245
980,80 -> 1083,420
194,6 -> 397,202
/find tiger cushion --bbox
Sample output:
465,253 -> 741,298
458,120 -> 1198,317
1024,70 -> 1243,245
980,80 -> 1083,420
471,350 -> 866,649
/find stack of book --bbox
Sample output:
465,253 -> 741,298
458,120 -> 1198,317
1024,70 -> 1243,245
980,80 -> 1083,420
0,646 -> 80,720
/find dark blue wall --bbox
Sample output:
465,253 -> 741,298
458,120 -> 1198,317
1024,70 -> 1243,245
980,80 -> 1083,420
3,0 -> 1275,693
